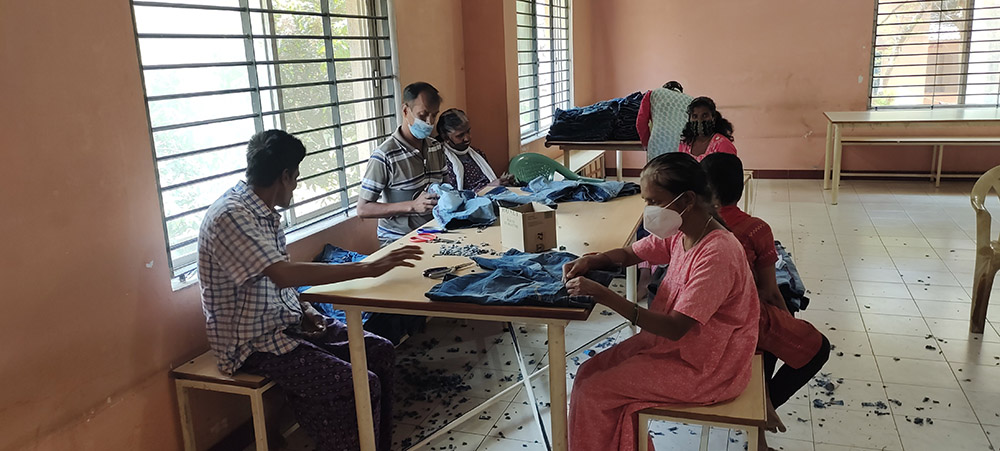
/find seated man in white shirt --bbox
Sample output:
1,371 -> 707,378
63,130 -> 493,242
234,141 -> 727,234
198,130 -> 422,451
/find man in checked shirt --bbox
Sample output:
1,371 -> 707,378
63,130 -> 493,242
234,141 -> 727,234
198,130 -> 421,451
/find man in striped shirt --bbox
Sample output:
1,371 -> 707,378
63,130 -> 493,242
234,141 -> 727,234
198,130 -> 422,450
358,81 -> 448,246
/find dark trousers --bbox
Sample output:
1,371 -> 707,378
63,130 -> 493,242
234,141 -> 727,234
242,318 -> 395,451
763,335 -> 832,408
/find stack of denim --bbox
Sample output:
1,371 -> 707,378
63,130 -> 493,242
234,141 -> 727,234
610,91 -> 643,141
546,91 -> 644,142
485,177 -> 640,207
426,249 -> 618,308
775,241 -> 810,313
428,183 -> 497,230
546,103 -> 616,142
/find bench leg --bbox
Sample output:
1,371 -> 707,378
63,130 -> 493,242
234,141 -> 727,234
616,150 -> 624,181
626,265 -> 638,334
831,125 -> 843,205
175,383 -> 197,451
934,145 -> 944,187
699,424 -> 710,451
637,413 -> 650,451
823,121 -> 833,190
250,390 -> 269,451
747,426 -> 761,451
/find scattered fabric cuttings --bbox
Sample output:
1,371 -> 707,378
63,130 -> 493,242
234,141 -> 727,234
485,177 -> 640,207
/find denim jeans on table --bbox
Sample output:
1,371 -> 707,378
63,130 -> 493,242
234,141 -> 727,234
426,249 -> 617,309
428,183 -> 497,230
485,177 -> 640,207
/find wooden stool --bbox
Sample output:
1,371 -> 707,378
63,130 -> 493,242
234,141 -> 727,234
637,354 -> 766,451
172,351 -> 276,451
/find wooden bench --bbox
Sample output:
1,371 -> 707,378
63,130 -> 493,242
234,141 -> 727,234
637,354 -> 766,451
173,351 -> 277,451
823,109 -> 1000,204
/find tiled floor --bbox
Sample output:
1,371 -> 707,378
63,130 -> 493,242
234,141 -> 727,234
294,179 -> 1000,450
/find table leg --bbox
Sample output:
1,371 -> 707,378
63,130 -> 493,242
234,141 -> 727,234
930,145 -> 939,182
508,323 -> 552,451
547,323 -> 569,451
823,121 -> 833,190
831,124 -> 843,205
563,148 -> 571,168
616,150 -> 624,181
626,265 -> 638,333
346,308 -> 377,451
936,145 -> 945,188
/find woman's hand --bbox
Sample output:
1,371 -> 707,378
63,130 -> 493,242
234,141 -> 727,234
566,276 -> 620,307
562,256 -> 594,282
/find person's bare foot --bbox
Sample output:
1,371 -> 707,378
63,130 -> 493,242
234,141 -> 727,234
765,396 -> 787,433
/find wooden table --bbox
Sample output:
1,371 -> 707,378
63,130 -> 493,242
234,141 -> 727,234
823,109 -> 1000,205
545,140 -> 646,181
302,194 -> 646,451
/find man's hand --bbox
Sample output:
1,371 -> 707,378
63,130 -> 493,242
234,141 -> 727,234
566,276 -> 618,306
299,305 -> 328,338
366,245 -> 424,277
410,191 -> 439,214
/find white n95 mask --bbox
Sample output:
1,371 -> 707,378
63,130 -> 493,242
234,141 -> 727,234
643,193 -> 686,239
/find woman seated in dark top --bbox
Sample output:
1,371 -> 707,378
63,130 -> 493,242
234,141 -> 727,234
435,108 -> 509,192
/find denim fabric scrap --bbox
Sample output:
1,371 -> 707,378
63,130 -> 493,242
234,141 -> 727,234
428,183 -> 497,230
775,240 -> 810,313
425,249 -> 618,309
485,177 -> 640,207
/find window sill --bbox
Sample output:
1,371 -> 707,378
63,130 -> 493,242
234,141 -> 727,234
168,207 -> 356,292
520,132 -> 548,147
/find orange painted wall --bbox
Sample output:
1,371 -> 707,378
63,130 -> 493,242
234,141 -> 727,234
0,0 -> 464,450
575,0 -> 1000,173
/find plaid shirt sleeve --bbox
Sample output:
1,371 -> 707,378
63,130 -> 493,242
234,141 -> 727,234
360,152 -> 389,202
212,209 -> 286,286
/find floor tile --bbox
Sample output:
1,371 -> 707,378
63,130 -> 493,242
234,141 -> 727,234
846,267 -> 902,283
821,353 -> 882,382
419,430 -> 487,451
897,269 -> 962,287
938,339 -> 1000,366
894,416 -> 991,451
876,356 -> 959,388
825,329 -> 874,355
915,300 -> 971,320
808,293 -> 861,313
861,313 -> 931,337
810,408 -> 902,450
764,436 -> 815,451
892,257 -> 952,272
855,296 -> 921,316
851,282 -> 913,299
868,333 -> 944,361
883,383 -> 978,423
477,436 -> 548,451
800,310 -> 867,333
907,283 -> 971,303
774,402 -> 814,442
927,318 -> 1000,343
808,378 -> 888,412
954,363 -> 1000,393
966,390 -> 1000,426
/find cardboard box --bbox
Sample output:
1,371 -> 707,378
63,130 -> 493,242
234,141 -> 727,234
500,202 -> 557,253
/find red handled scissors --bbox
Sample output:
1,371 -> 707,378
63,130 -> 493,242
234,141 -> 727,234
409,232 -> 456,244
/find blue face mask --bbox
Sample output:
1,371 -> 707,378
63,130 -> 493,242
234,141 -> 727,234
409,117 -> 433,140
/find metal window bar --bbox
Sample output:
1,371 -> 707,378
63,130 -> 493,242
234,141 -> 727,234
132,1 -> 389,20
870,0 -> 1000,108
142,56 -> 391,71
132,0 -> 396,276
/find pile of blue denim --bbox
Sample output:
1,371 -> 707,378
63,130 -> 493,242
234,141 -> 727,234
546,91 -> 644,142
775,241 -> 809,313
485,176 -> 640,207
428,183 -> 497,230
426,249 -> 618,309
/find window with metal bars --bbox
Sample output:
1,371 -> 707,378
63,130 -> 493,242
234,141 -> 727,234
130,0 -> 396,279
871,0 -> 1000,107
517,0 -> 571,141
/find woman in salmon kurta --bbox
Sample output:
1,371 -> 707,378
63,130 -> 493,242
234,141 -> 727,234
677,96 -> 739,162
563,152 -> 759,451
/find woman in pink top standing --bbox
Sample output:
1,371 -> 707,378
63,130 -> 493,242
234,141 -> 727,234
562,152 -> 759,451
678,96 -> 738,161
